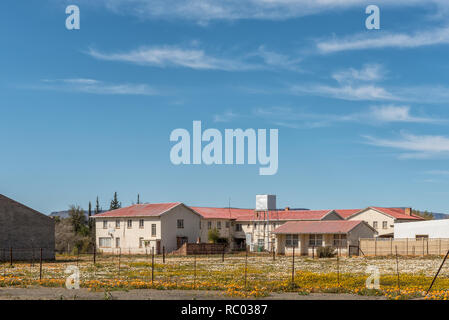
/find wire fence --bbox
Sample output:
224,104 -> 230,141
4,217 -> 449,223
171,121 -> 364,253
1,246 -> 449,294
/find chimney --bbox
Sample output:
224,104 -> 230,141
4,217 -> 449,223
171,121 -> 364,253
285,207 -> 290,211
405,207 -> 412,216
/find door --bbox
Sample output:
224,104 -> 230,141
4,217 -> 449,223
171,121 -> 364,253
176,236 -> 188,249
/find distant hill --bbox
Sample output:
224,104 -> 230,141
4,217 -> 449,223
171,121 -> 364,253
432,212 -> 449,220
49,210 -> 106,219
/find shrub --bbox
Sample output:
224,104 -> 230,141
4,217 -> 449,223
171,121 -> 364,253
317,246 -> 336,258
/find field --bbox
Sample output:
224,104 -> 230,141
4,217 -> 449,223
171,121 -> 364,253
2,253 -> 449,300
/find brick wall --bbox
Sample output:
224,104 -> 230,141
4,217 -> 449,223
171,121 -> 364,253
0,195 -> 55,261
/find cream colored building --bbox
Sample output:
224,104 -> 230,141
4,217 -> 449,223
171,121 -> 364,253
92,195 -> 424,255
346,207 -> 422,237
273,220 -> 376,256
93,202 -> 202,254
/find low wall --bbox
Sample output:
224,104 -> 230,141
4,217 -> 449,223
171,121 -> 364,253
172,243 -> 226,255
359,238 -> 449,256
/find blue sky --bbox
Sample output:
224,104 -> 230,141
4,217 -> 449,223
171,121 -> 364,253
2,0 -> 449,214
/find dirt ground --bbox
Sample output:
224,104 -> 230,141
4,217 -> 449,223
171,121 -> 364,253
0,287 -> 387,300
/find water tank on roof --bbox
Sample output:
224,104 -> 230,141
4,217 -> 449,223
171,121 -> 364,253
256,195 -> 276,211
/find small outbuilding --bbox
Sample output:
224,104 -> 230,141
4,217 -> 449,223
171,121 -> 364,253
0,194 -> 55,261
394,219 -> 449,239
273,220 -> 377,256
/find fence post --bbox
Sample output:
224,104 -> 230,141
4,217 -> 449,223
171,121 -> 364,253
291,246 -> 295,285
93,245 -> 96,265
244,246 -> 248,289
193,254 -> 197,289
39,248 -> 43,281
272,246 -> 275,261
163,246 -> 166,264
406,238 -> 409,256
151,247 -> 155,284
337,253 -> 340,287
222,245 -> 225,262
375,238 -> 377,256
9,247 -> 12,267
390,238 -> 393,256
395,246 -> 400,293
118,248 -> 121,276
77,250 -> 80,267
427,249 -> 449,295
439,239 -> 442,256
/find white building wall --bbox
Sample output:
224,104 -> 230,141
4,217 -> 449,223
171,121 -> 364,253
394,219 -> 449,238
160,205 -> 202,252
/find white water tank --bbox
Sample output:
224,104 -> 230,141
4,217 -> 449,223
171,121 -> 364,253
256,195 -> 276,211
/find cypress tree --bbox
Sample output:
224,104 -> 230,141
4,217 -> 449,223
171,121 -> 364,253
110,192 -> 121,210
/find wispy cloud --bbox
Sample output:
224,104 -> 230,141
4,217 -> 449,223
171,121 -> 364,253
369,105 -> 440,123
91,0 -> 449,23
317,26 -> 449,54
213,105 -> 443,128
38,78 -> 158,95
425,170 -> 449,175
363,131 -> 449,159
290,84 -> 398,101
86,45 -> 301,71
332,64 -> 385,84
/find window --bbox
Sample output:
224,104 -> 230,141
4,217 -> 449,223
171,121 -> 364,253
309,234 -> 323,247
139,237 -> 144,248
207,221 -> 212,230
333,234 -> 347,247
115,220 -> 120,228
99,237 -> 111,248
139,219 -> 144,229
151,224 -> 156,237
177,219 -> 184,229
257,239 -> 265,249
226,222 -> 230,228
217,221 -> 222,229
115,237 -> 120,248
235,224 -> 243,232
103,220 -> 108,229
286,234 -> 299,247
127,220 -> 132,229
382,221 -> 388,229
416,235 -> 429,240
373,221 -> 378,229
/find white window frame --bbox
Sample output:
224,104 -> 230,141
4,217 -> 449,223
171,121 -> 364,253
286,234 -> 299,247
308,234 -> 323,247
99,237 -> 111,248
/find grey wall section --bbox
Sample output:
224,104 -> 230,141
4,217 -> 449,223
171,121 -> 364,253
0,194 -> 55,261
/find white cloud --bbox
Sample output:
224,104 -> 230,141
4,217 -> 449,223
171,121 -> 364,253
213,110 -> 241,122
317,26 -> 449,54
87,46 -> 300,71
369,105 -> 440,123
213,105 -> 443,128
39,78 -> 158,95
425,170 -> 449,175
92,0 -> 449,22
290,84 -> 398,101
363,131 -> 449,159
332,64 -> 385,83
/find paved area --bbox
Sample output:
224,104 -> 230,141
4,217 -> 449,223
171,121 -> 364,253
0,287 -> 387,300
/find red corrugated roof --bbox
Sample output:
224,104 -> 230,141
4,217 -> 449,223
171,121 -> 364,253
370,207 -> 423,220
334,209 -> 361,219
234,210 -> 334,222
94,202 -> 181,218
272,220 -> 365,234
190,207 -> 254,219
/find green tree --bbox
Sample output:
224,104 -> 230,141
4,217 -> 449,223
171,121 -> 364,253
95,196 -> 101,214
88,201 -> 93,230
110,192 -> 121,210
413,210 -> 434,220
208,228 -> 220,243
137,193 -> 140,204
68,205 -> 88,235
